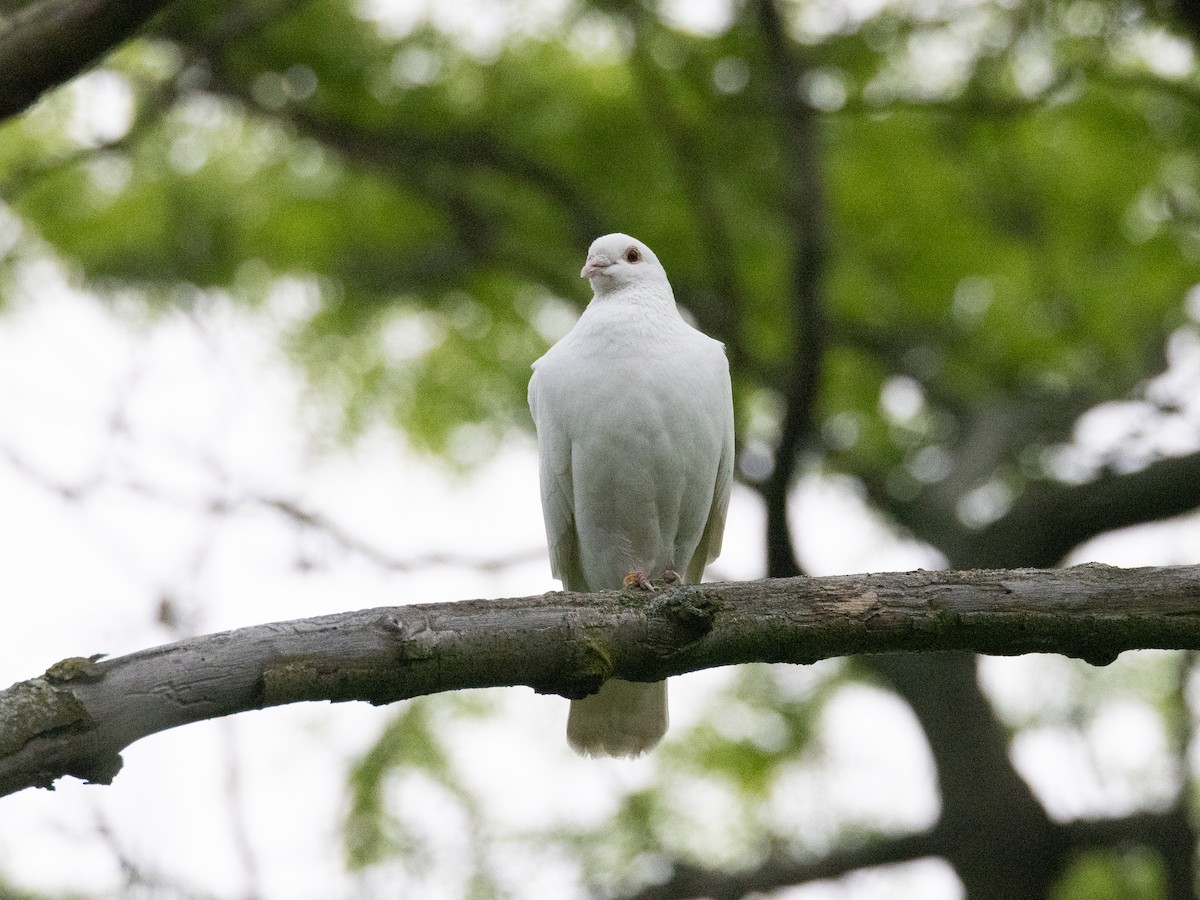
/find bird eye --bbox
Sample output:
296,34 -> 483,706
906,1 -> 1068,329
625,247 -> 642,263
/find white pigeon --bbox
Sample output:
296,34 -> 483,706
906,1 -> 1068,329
528,233 -> 735,757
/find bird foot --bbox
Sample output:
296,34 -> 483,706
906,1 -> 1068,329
657,568 -> 680,588
623,570 -> 655,591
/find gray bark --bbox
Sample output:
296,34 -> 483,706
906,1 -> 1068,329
3,562 -> 1200,798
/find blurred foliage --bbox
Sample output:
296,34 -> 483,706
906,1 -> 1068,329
4,0 -> 1200,896
344,695 -> 501,895
1052,848 -> 1167,900
572,665 -> 846,878
0,882 -> 52,900
5,0 -> 1199,467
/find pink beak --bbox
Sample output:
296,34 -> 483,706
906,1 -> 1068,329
580,255 -> 612,279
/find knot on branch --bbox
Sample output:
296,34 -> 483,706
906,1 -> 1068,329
560,632 -> 613,699
67,749 -> 124,788
646,588 -> 719,658
0,675 -> 123,793
378,612 -> 440,661
0,679 -> 94,758
44,654 -> 107,684
534,615 -> 615,700
1065,645 -> 1122,667
657,589 -> 719,637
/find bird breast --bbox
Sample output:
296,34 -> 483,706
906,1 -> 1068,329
536,322 -> 727,587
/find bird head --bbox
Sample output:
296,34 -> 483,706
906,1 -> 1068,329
580,233 -> 666,294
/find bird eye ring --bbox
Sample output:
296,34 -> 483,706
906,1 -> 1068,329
625,247 -> 642,263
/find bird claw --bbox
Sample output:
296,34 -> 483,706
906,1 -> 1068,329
623,571 -> 655,591
659,568 -> 680,586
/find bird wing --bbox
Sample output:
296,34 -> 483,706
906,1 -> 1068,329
685,355 -> 735,585
528,366 -> 586,592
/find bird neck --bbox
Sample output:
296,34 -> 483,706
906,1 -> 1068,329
586,280 -> 678,317
573,284 -> 685,350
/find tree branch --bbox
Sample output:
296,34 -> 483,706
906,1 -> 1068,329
5,563 -> 1200,798
753,0 -> 829,579
627,14 -> 748,367
625,807 -> 1198,900
962,450 -> 1200,569
0,0 -> 175,123
621,831 -> 940,900
862,443 -> 1200,574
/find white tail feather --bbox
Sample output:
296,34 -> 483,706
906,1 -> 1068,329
566,679 -> 668,758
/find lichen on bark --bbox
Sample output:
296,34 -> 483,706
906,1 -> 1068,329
0,677 -> 94,758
